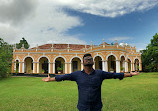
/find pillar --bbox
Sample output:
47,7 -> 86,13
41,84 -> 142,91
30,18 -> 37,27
22,62 -> 24,73
125,60 -> 128,72
65,62 -> 67,74
14,62 -> 16,72
131,62 -> 134,71
69,62 -> 72,73
48,62 -> 51,74
102,60 -> 106,71
93,61 -> 95,69
81,62 -> 83,70
105,60 -> 108,72
53,62 -> 55,74
33,62 -> 36,73
116,60 -> 120,73
37,62 -> 39,73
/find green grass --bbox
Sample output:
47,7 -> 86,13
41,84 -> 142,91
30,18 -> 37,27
0,72 -> 158,111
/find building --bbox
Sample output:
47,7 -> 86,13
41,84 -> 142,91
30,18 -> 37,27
12,40 -> 142,74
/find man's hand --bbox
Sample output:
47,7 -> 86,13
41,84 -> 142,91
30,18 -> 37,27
130,71 -> 139,76
42,74 -> 51,82
124,71 -> 139,77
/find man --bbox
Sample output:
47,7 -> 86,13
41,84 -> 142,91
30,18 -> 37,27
42,53 -> 139,111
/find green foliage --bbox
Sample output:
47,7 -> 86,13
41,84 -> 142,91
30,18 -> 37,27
111,42 -> 114,45
57,67 -> 62,71
16,37 -> 30,49
141,33 -> 158,72
0,38 -> 13,77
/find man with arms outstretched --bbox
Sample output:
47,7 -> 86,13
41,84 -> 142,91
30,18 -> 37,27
42,53 -> 139,111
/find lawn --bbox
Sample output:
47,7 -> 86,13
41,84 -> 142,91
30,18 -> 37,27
0,72 -> 158,111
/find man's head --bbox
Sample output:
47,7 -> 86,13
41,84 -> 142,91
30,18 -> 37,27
83,53 -> 94,67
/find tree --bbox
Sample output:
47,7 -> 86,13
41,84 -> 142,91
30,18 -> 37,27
141,33 -> 158,72
0,38 -> 13,77
16,37 -> 30,49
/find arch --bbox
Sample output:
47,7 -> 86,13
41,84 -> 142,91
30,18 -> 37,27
94,56 -> 103,70
24,57 -> 33,73
134,57 -> 141,63
53,55 -> 67,63
15,58 -> 20,62
71,57 -> 81,72
70,56 -> 83,63
39,57 -> 49,74
23,56 -> 35,62
127,58 -> 132,72
93,54 -> 104,61
15,59 -> 20,73
107,55 -> 116,72
120,56 -> 125,72
134,58 -> 140,71
55,57 -> 66,74
37,56 -> 50,63
106,54 -> 118,61
119,54 -> 126,60
127,57 -> 132,62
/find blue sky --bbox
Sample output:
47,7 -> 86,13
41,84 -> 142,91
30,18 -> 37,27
65,6 -> 158,50
0,0 -> 158,51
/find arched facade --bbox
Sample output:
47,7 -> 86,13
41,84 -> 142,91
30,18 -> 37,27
12,42 -> 142,74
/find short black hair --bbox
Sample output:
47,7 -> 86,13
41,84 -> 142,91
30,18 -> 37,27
83,53 -> 92,59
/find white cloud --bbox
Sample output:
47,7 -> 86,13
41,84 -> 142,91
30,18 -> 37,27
108,37 -> 133,41
0,0 -> 86,47
53,0 -> 158,17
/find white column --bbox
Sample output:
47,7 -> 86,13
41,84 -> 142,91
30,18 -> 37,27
33,62 -> 35,73
53,62 -> 55,74
102,61 -> 105,71
37,62 -> 39,73
48,62 -> 51,74
131,62 -> 134,71
105,60 -> 108,72
22,62 -> 24,73
93,61 -> 95,69
19,62 -> 21,73
65,62 -> 67,74
116,60 -> 120,73
131,63 -> 133,71
69,62 -> 72,73
14,62 -> 16,72
81,62 -> 83,70
125,60 -> 128,72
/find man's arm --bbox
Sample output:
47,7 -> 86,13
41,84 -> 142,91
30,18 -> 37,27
102,70 -> 139,80
42,72 -> 76,82
42,74 -> 56,82
124,71 -> 139,77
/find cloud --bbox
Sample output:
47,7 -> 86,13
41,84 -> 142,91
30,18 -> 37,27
0,0 -> 86,47
108,37 -> 133,41
0,0 -> 38,25
53,0 -> 158,17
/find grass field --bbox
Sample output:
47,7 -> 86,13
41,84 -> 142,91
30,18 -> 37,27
0,72 -> 158,111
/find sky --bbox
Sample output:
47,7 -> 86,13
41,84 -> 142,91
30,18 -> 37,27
0,0 -> 158,51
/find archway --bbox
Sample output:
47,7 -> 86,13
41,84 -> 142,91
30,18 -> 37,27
71,57 -> 81,72
39,57 -> 49,73
134,59 -> 139,71
24,57 -> 33,73
15,60 -> 19,73
120,56 -> 125,72
55,57 -> 65,74
108,55 -> 116,72
128,59 -> 131,72
94,56 -> 102,70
